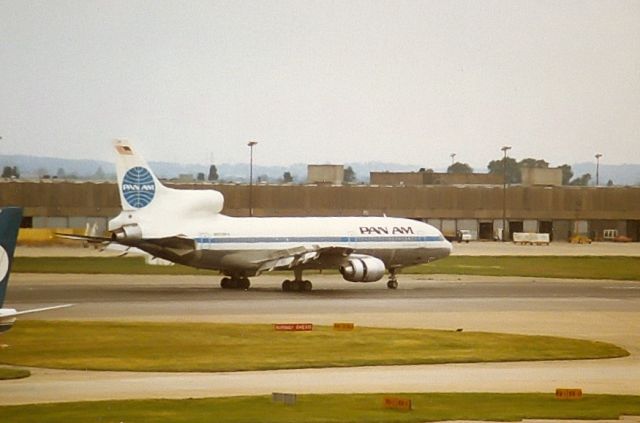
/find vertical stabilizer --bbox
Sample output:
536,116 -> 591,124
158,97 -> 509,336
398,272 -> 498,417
0,207 -> 22,307
114,140 -> 167,211
110,140 -> 224,236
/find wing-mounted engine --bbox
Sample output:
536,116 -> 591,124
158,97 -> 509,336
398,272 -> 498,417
339,255 -> 386,283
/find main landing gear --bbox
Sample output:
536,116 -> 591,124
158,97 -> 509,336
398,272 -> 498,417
387,269 -> 399,290
220,276 -> 250,290
282,269 -> 313,292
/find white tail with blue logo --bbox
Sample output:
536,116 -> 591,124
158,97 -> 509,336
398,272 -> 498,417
110,140 -> 224,238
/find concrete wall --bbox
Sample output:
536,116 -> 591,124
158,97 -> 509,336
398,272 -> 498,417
424,172 -> 503,185
3,181 -> 640,220
0,181 -> 120,218
370,171 -> 502,186
1,181 -> 639,240
370,172 -> 425,185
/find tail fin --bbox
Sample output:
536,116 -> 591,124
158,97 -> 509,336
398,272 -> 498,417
114,140 -> 167,211
111,140 -> 224,233
0,207 -> 22,307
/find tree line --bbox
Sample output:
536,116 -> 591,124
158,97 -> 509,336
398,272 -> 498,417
446,158 -> 599,186
0,161 -> 609,186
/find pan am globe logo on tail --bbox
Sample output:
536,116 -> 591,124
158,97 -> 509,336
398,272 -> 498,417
122,166 -> 156,208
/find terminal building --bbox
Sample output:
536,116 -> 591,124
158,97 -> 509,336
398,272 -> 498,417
1,179 -> 639,242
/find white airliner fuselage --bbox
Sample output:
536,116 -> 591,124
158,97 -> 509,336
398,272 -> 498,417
68,141 -> 452,291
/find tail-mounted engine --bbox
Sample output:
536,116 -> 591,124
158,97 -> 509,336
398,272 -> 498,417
112,224 -> 143,242
339,255 -> 386,283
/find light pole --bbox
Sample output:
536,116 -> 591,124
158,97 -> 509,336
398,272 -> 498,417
595,153 -> 602,186
501,145 -> 512,242
450,153 -> 456,166
247,141 -> 257,217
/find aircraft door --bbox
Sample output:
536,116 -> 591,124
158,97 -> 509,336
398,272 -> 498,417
347,231 -> 357,250
198,233 -> 211,250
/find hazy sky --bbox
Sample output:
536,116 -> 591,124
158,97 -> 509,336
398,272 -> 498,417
1,0 -> 639,169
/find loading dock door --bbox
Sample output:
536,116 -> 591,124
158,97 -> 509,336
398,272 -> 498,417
508,221 -> 524,241
628,220 -> 640,242
539,221 -> 553,241
478,222 -> 493,240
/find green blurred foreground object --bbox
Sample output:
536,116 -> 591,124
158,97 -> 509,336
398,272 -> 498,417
1,393 -> 640,423
0,321 -> 627,372
12,256 -> 640,280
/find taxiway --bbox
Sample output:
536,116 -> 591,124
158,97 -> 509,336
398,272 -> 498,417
0,273 -> 639,404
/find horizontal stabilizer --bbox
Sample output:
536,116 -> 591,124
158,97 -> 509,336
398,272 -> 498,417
56,233 -> 112,243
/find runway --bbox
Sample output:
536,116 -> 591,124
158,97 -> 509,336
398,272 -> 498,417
1,273 -> 639,404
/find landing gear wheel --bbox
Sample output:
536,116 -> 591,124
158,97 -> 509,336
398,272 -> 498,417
282,280 -> 292,292
302,280 -> 312,291
387,280 -> 398,290
239,278 -> 251,290
221,277 -> 231,289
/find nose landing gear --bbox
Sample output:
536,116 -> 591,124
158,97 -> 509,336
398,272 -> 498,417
282,279 -> 312,292
220,276 -> 250,290
387,269 -> 399,290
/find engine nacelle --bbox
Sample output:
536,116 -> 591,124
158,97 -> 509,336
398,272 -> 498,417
340,256 -> 386,283
112,224 -> 143,242
0,312 -> 17,333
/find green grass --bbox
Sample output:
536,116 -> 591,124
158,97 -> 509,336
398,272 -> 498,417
0,321 -> 628,372
12,255 -> 640,280
406,255 -> 640,280
0,367 -> 30,380
12,256 -> 216,275
2,393 -> 640,422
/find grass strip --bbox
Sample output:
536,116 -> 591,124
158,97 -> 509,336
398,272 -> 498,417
0,367 -> 30,380
12,256 -> 640,280
1,393 -> 640,422
0,321 -> 628,372
406,256 -> 640,280
12,256 -> 216,275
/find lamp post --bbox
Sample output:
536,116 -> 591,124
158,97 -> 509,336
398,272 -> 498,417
247,141 -> 257,216
450,153 -> 456,166
595,153 -> 602,186
501,145 -> 512,242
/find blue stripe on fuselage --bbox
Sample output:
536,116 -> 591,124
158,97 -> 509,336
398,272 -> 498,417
194,236 -> 443,244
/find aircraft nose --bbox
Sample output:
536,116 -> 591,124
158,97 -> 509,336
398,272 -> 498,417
444,238 -> 453,256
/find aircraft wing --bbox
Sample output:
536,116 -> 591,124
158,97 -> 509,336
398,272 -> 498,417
57,233 -> 196,256
253,245 -> 353,273
10,304 -> 73,317
142,236 -> 196,251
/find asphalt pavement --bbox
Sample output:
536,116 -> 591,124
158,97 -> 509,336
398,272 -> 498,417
1,273 -> 638,404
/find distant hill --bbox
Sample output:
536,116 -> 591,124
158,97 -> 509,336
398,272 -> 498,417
1,154 -> 638,185
0,154 -> 422,183
572,163 -> 640,186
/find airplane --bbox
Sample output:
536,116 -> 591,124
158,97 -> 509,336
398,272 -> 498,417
62,140 -> 452,292
0,207 -> 72,332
